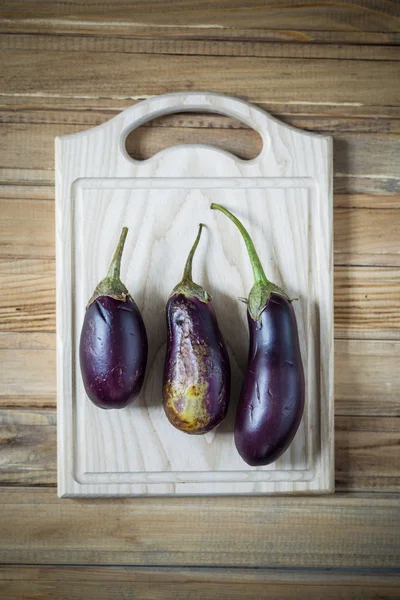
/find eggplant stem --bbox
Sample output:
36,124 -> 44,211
181,223 -> 204,284
171,224 -> 209,303
86,226 -> 130,308
210,204 -> 268,286
107,226 -> 128,283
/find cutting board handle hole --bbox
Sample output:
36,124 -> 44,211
124,112 -> 263,161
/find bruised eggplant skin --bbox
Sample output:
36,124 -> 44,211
163,294 -> 230,434
211,204 -> 305,466
80,296 -> 148,409
162,224 -> 230,434
79,227 -> 148,409
235,294 -> 305,466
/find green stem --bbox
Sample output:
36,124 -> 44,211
87,226 -> 130,307
107,226 -> 128,283
171,224 -> 209,303
210,204 -> 268,286
211,203 -> 289,321
181,223 -> 203,283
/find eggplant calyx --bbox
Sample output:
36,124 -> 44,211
171,223 -> 210,303
171,280 -> 210,303
87,227 -> 131,308
248,281 -> 290,322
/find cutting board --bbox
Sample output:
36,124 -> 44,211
56,92 -> 333,497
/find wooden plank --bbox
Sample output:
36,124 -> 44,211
1,23 -> 399,46
1,49 -> 399,108
334,208 -> 400,266
0,409 -> 398,490
334,175 -> 400,195
0,487 -> 398,567
334,339 -> 400,416
0,333 -> 56,408
2,199 -> 400,266
2,335 -> 398,416
1,259 -> 398,338
0,258 -> 55,332
1,0 -> 399,36
334,194 -> 400,209
0,410 -> 56,485
1,33 -> 399,61
334,266 -> 400,339
0,185 -> 54,201
335,416 -> 400,492
0,566 -> 399,600
0,199 -> 54,258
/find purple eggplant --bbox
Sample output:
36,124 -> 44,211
163,224 -> 230,434
211,204 -> 305,466
79,227 -> 148,409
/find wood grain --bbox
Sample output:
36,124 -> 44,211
0,258 -> 55,332
1,0 -> 399,40
0,259 -> 397,339
334,266 -> 400,339
334,339 -> 400,416
3,97 -> 400,120
335,416 -> 400,492
1,410 -> 398,491
334,208 -> 400,266
0,199 -> 54,258
0,410 -> 56,485
2,335 -> 398,416
1,33 -> 399,61
0,487 -> 398,567
0,566 -> 399,600
0,333 -> 55,408
2,199 -> 400,266
1,47 -> 399,108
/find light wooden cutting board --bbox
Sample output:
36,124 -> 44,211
56,92 -> 333,497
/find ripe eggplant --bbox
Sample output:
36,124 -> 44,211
163,224 -> 230,434
79,227 -> 148,409
211,204 -> 305,466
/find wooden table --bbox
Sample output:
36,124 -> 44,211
1,2 -> 399,598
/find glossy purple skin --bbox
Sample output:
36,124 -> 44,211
163,294 -> 230,434
235,293 -> 305,466
79,295 -> 148,409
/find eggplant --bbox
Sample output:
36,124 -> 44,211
163,224 -> 230,434
79,227 -> 148,409
211,204 -> 305,466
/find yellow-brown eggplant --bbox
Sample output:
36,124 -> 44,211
163,225 -> 230,434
